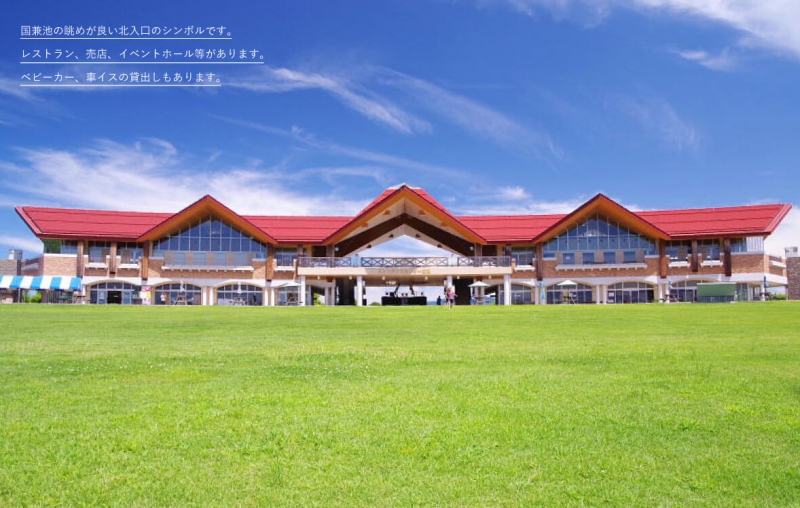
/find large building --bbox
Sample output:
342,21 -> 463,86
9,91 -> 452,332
9,184 -> 792,306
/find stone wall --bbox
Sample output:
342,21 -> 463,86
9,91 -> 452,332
787,248 -> 800,301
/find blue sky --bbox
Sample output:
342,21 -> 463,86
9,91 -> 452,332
1,0 -> 799,259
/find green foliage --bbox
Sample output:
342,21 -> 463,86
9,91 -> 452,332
1,303 -> 799,506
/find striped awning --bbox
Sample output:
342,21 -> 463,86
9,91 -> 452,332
0,276 -> 82,291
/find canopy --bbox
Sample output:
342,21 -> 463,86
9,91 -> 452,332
0,275 -> 82,291
556,279 -> 578,286
468,281 -> 491,288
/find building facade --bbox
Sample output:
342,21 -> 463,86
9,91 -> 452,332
11,184 -> 792,306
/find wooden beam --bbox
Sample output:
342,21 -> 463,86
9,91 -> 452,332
723,238 -> 732,277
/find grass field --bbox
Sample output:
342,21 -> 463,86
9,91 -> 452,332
1,303 -> 799,507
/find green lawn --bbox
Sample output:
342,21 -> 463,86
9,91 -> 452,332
1,303 -> 799,507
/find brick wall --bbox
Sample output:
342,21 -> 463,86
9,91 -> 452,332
0,259 -> 20,276
40,255 -> 78,276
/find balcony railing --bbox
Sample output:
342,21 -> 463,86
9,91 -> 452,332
158,251 -> 259,270
298,256 -> 511,268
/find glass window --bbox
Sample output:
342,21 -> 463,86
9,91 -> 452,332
607,282 -> 654,304
152,216 -> 268,266
603,251 -> 617,264
562,252 -> 575,265
697,240 -> 721,261
582,252 -> 595,264
546,282 -> 593,304
623,250 -> 637,263
275,248 -> 298,267
118,242 -> 143,263
511,247 -> 535,266
88,241 -> 110,263
154,283 -> 202,305
217,284 -> 263,306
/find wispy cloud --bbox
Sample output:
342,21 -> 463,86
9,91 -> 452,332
0,234 -> 44,254
612,95 -> 698,150
0,139 -> 373,216
670,47 -> 738,71
227,65 -> 562,161
227,66 -> 431,135
0,76 -> 39,101
212,115 -> 471,182
480,0 -> 800,61
376,69 -> 563,161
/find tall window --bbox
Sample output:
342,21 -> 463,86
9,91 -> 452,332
152,216 -> 267,265
217,284 -> 263,306
665,241 -> 691,261
511,247 -> 535,266
697,240 -> 721,261
88,241 -> 111,263
275,248 -> 298,267
543,214 -> 656,261
43,239 -> 78,254
154,283 -> 202,305
546,282 -> 593,304
118,242 -> 144,264
607,282 -> 654,304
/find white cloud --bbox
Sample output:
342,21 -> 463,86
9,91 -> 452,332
672,47 -> 738,71
377,68 -> 563,161
765,206 -> 800,256
0,139 -> 372,216
613,95 -> 698,150
212,115 -> 471,181
483,0 -> 800,61
227,67 -> 431,135
0,234 -> 43,254
228,65 -> 561,161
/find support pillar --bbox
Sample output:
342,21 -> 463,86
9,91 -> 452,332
300,276 -> 307,306
356,276 -> 364,307
503,274 -> 512,306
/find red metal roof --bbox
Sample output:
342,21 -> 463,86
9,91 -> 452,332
244,216 -> 350,243
637,204 -> 792,238
15,206 -> 170,240
459,214 -> 564,243
15,190 -> 793,245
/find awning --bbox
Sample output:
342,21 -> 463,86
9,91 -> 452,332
0,275 -> 82,291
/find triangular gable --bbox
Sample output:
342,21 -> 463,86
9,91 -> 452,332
324,184 -> 486,246
137,195 -> 277,244
535,193 -> 669,244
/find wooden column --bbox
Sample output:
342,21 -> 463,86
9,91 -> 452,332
690,240 -> 699,272
658,240 -> 667,278
723,238 -> 732,277
76,240 -> 85,278
109,242 -> 117,275
266,247 -> 275,281
535,244 -> 544,281
141,241 -> 151,280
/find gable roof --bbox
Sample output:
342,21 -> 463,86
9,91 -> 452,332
534,193 -> 671,243
323,184 -> 486,245
15,189 -> 792,246
136,195 -> 277,244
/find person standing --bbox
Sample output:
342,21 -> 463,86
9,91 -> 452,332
446,287 -> 456,309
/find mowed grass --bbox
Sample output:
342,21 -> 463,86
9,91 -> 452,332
1,303 -> 799,507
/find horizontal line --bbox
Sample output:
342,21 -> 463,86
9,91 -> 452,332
20,84 -> 222,87
20,61 -> 263,64
20,37 -> 232,40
